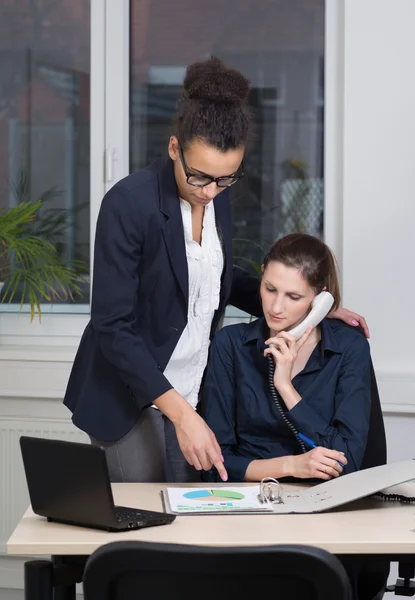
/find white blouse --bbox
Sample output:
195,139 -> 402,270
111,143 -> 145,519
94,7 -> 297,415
162,198 -> 224,409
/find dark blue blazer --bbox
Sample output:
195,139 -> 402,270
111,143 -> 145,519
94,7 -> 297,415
64,157 -> 261,441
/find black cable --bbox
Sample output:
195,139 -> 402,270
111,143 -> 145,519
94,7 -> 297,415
266,354 -> 307,454
268,354 -> 415,503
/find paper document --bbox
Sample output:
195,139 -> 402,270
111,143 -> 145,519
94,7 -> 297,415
162,486 -> 274,514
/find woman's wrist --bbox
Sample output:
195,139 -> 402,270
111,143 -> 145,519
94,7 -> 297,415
245,456 -> 295,481
274,456 -> 295,478
153,388 -> 192,424
281,455 -> 296,478
275,380 -> 294,395
276,382 -> 302,410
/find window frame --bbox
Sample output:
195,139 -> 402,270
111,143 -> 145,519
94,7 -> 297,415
0,0 -> 126,346
0,0 -> 343,345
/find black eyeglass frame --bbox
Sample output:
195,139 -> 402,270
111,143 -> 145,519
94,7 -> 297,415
177,143 -> 244,188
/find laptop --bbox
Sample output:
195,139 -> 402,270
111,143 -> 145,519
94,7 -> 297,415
19,436 -> 176,532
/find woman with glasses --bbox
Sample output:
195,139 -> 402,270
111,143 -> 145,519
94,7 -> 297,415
63,56 -> 368,483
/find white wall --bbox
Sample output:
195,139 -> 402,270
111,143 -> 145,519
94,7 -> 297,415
341,0 -> 415,424
339,5 -> 415,591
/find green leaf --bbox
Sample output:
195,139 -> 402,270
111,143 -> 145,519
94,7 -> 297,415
233,256 -> 262,275
232,238 -> 266,254
0,195 -> 86,320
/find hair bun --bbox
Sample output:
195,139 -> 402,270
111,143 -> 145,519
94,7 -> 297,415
183,56 -> 250,106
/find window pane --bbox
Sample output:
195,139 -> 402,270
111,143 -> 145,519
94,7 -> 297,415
130,0 -> 324,273
0,0 -> 91,309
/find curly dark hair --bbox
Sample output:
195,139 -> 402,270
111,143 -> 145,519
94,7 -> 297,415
174,56 -> 253,151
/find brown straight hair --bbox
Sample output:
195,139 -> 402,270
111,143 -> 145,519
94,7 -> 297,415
263,233 -> 341,311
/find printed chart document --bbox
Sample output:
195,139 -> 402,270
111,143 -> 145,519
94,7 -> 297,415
162,486 -> 274,515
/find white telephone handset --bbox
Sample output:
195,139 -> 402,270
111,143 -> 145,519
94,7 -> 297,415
267,291 -> 335,452
286,291 -> 334,341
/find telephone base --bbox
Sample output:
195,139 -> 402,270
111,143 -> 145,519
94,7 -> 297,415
386,578 -> 415,596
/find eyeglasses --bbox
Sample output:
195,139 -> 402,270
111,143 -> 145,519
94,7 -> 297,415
178,143 -> 244,188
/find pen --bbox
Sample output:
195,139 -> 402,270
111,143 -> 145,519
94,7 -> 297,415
297,433 -> 345,468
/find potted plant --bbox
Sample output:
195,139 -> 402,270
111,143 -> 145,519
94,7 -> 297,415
0,190 -> 85,321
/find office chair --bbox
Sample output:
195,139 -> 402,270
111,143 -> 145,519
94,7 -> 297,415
83,541 -> 352,600
360,359 -> 387,471
361,359 -> 415,598
357,359 -> 389,600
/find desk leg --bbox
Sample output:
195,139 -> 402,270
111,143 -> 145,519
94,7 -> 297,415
54,584 -> 76,600
24,560 -> 54,600
52,555 -> 86,600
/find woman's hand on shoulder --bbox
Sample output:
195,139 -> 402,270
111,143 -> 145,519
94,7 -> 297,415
328,307 -> 370,338
285,447 -> 347,480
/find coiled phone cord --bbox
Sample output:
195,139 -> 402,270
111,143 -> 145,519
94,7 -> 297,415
266,355 -> 415,502
266,354 -> 307,454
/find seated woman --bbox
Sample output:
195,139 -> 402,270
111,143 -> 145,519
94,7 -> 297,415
201,233 -> 371,483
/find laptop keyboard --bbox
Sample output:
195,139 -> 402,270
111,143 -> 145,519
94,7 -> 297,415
114,505 -> 161,523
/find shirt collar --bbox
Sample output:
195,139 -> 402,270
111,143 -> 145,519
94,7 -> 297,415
242,316 -> 343,356
319,318 -> 342,354
242,317 -> 268,351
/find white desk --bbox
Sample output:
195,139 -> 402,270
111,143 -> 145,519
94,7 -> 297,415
7,482 -> 415,556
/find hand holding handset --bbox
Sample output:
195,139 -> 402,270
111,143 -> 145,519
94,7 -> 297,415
285,291 -> 334,341
267,291 -> 343,470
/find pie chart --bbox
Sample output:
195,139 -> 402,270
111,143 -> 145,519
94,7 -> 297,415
183,489 -> 245,502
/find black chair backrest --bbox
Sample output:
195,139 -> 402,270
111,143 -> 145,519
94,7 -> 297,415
360,358 -> 387,470
83,541 -> 352,600
357,359 -> 391,600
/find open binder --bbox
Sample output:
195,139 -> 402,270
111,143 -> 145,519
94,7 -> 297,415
161,459 -> 415,515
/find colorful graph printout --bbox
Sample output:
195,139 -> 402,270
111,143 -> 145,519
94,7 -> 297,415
164,486 -> 274,514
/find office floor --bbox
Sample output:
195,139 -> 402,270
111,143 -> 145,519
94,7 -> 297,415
0,587 -> 398,599
0,592 -> 84,600
0,592 -> 83,600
